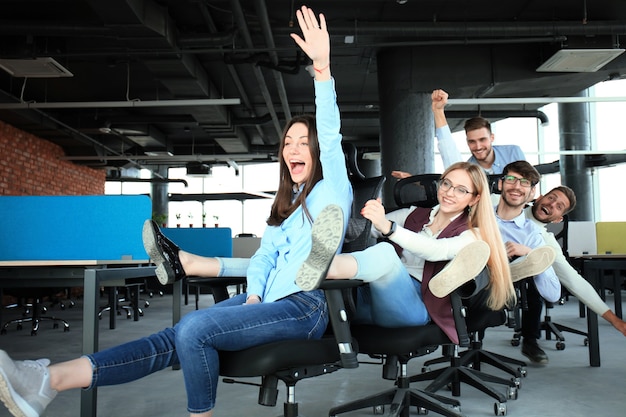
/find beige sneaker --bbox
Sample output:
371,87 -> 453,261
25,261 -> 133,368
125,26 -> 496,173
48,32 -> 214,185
295,204 -> 344,291
510,246 -> 557,282
429,240 -> 490,298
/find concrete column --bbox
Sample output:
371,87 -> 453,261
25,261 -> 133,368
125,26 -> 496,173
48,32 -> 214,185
558,90 -> 593,221
150,166 -> 169,226
377,48 -> 434,205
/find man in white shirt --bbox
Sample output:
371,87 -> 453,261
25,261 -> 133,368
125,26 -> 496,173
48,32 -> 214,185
525,186 -> 626,339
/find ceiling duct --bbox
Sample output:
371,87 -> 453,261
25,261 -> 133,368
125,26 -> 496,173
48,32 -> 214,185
186,162 -> 212,176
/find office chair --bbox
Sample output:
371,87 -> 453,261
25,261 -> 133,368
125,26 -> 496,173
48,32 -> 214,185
187,176 -> 386,417
1,288 -> 70,335
330,279 -> 488,417
510,214 -> 589,350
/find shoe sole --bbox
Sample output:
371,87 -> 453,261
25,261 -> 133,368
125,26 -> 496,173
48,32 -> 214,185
429,240 -> 490,298
295,205 -> 344,291
0,368 -> 35,417
142,220 -> 175,286
510,246 -> 556,282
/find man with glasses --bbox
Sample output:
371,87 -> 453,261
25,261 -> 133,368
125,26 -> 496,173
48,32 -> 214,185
496,161 -> 561,363
525,187 -> 626,339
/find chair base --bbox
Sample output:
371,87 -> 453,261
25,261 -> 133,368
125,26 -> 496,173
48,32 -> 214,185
511,314 -> 589,351
330,361 -> 463,417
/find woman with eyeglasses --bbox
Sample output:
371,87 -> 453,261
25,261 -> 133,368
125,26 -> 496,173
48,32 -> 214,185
295,161 -> 516,343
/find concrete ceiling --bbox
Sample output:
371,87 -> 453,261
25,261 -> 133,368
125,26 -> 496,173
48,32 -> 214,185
1,0 -> 626,176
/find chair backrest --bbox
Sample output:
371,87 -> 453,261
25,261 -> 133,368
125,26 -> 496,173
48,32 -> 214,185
393,174 -> 441,209
546,213 -> 569,258
487,174 -> 502,195
342,176 -> 386,253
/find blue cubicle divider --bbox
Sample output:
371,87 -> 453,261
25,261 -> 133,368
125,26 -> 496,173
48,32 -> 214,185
160,227 -> 233,258
0,195 -> 151,261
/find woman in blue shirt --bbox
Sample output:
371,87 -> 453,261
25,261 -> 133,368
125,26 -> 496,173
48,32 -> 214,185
0,7 -> 351,417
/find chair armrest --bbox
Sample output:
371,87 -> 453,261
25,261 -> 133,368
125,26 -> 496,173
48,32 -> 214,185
320,279 -> 363,369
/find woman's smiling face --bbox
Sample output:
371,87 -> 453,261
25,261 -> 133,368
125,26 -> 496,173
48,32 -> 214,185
282,122 -> 313,186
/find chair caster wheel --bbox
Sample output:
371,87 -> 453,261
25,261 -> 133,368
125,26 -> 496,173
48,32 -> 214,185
584,338 -> 589,346
417,406 -> 428,414
518,367 -> 527,377
507,386 -> 518,400
510,339 -> 520,347
494,402 -> 507,415
511,377 -> 521,389
556,341 -> 565,350
373,404 -> 384,414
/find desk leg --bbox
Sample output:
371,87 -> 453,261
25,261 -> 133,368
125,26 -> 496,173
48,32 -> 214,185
81,270 -> 99,417
587,306 -> 600,367
172,280 -> 182,371
612,271 -> 623,319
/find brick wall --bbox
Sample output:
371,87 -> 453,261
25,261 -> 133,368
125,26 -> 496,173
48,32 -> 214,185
0,120 -> 105,195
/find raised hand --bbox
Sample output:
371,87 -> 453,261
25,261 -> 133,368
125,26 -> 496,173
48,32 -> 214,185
290,6 -> 330,79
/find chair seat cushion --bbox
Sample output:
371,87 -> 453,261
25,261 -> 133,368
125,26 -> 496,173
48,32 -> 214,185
351,323 -> 450,356
219,336 -> 346,377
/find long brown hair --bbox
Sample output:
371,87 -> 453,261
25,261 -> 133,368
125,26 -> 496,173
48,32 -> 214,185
267,114 -> 324,226
441,162 -> 516,310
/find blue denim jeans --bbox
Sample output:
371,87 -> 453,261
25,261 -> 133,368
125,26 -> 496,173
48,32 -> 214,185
85,257 -> 328,414
350,242 -> 430,327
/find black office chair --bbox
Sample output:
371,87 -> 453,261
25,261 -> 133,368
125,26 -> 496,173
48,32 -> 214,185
187,177 -> 386,417
510,214 -> 589,350
1,288 -> 70,335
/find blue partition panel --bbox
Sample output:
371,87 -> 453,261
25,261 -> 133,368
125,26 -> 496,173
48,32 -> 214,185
0,195 -> 151,261
161,227 -> 232,258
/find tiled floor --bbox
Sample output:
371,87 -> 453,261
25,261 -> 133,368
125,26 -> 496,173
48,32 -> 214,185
0,285 -> 624,417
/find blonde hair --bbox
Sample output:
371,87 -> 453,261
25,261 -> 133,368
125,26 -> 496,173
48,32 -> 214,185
441,162 -> 516,310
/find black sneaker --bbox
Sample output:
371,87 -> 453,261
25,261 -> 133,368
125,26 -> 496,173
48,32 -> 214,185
521,339 -> 549,364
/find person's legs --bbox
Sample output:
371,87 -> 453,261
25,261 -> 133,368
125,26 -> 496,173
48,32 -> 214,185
0,326 -> 180,417
175,290 -> 328,414
347,242 -> 429,327
520,280 -> 548,364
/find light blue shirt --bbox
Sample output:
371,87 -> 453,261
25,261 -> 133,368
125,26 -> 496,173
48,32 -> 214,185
245,78 -> 353,303
495,207 -> 561,302
436,124 -> 526,174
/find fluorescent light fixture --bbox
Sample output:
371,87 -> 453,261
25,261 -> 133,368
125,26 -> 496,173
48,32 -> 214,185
537,49 -> 625,72
0,57 -> 74,78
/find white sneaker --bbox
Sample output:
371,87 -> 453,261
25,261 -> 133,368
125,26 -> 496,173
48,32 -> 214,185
429,240 -> 490,298
295,204 -> 344,291
510,246 -> 557,282
0,350 -> 57,417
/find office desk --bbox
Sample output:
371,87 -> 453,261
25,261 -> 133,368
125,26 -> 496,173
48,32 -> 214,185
571,255 -> 626,367
0,260 -> 156,417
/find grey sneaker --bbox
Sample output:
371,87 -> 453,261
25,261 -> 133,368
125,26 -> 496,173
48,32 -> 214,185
295,204 -> 344,291
510,246 -> 557,282
0,350 -> 57,417
429,240 -> 490,298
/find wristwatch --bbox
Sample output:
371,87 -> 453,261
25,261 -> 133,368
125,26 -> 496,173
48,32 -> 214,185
382,220 -> 396,237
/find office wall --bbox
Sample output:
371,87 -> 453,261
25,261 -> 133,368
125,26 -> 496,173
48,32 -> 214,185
0,121 -> 104,195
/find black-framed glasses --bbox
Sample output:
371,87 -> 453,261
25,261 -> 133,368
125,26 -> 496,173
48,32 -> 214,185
501,174 -> 533,188
438,178 -> 475,198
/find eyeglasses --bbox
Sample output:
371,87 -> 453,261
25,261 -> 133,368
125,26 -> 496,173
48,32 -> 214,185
501,175 -> 533,188
438,178 -> 475,198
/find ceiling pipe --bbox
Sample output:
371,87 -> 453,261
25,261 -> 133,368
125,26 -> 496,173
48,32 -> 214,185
230,0 -> 283,142
273,20 -> 626,38
0,98 -> 241,110
105,177 -> 189,186
254,0 -> 292,121
445,110 -> 549,125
